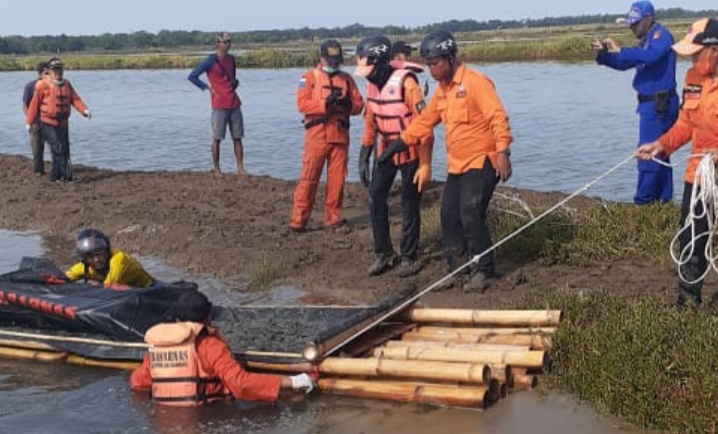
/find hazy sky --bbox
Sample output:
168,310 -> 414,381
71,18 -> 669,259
1,0 -> 716,36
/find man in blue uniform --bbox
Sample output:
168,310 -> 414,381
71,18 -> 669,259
593,1 -> 678,205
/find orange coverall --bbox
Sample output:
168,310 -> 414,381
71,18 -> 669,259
290,66 -> 364,229
130,328 -> 282,403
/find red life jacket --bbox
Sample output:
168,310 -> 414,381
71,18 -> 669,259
39,80 -> 74,125
145,322 -> 229,406
365,64 -> 423,165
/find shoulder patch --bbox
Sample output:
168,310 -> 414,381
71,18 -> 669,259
653,30 -> 661,40
298,77 -> 307,89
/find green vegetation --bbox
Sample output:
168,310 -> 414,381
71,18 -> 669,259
421,197 -> 677,266
249,251 -> 285,290
1,9 -> 716,70
515,289 -> 718,433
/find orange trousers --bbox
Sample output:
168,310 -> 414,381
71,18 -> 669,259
290,141 -> 348,229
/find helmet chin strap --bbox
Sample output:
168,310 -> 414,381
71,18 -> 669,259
368,61 -> 392,88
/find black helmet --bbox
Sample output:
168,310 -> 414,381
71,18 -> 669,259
419,30 -> 457,60
320,39 -> 344,64
75,228 -> 110,257
355,36 -> 392,63
173,291 -> 212,323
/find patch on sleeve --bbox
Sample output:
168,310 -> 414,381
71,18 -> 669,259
653,30 -> 662,40
415,100 -> 427,114
298,77 -> 307,89
683,84 -> 702,100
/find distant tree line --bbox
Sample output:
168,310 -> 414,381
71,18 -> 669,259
1,8 -> 716,55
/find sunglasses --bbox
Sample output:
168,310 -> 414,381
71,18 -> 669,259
218,39 -> 232,44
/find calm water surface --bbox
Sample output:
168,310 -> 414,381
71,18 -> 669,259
0,61 -> 691,202
0,229 -> 647,433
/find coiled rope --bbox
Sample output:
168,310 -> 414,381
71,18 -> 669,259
326,153 -> 637,358
657,153 -> 718,284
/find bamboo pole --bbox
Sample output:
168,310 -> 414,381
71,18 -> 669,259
0,346 -> 67,362
0,329 -> 148,348
489,364 -> 512,385
317,378 -> 490,408
246,357 -> 492,385
373,345 -> 547,369
416,326 -> 557,335
401,309 -> 562,327
0,338 -> 60,351
402,331 -> 552,350
66,355 -> 140,370
513,373 -> 538,391
385,340 -> 531,352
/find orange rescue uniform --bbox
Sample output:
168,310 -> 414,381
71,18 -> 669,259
290,65 -> 364,229
400,63 -> 512,174
130,323 -> 282,403
657,68 -> 718,182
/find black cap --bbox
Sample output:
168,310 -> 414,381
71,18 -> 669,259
392,41 -> 416,56
320,39 -> 344,64
173,291 -> 212,323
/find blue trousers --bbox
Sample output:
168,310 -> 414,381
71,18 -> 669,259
634,98 -> 679,205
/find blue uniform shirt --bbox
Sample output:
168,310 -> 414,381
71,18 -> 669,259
596,22 -> 677,111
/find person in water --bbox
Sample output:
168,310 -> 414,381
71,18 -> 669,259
65,228 -> 155,288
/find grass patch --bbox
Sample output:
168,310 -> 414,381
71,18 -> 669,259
514,288 -> 718,432
249,251 -> 285,290
419,196 -> 678,266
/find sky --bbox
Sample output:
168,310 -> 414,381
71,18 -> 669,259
1,0 -> 717,37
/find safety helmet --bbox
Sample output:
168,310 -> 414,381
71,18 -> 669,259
419,30 -> 458,60
75,228 -> 110,257
354,36 -> 392,77
320,39 -> 344,64
47,57 -> 64,70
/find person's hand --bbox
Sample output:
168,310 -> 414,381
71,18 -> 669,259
602,37 -> 619,53
496,151 -> 512,183
358,146 -> 373,188
413,164 -> 431,192
712,151 -> 718,165
634,142 -> 664,161
84,109 -> 91,120
290,373 -> 315,394
377,139 -> 408,165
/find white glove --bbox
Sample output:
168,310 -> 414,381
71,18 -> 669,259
290,373 -> 315,394
84,109 -> 91,120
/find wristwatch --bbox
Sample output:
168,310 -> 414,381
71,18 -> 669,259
498,148 -> 511,157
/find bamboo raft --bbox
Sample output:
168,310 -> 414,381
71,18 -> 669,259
0,308 -> 560,410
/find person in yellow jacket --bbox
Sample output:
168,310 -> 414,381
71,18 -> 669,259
378,30 -> 513,291
65,228 -> 155,288
634,18 -> 718,308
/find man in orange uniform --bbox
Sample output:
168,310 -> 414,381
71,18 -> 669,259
25,57 -> 91,183
635,18 -> 718,308
354,36 -> 434,277
379,30 -> 513,291
130,291 -> 315,405
289,39 -> 364,232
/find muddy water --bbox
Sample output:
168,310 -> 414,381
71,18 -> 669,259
0,229 -> 642,433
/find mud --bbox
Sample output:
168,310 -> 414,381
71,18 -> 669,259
0,154 -> 679,310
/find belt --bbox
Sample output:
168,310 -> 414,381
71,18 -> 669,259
637,90 -> 677,103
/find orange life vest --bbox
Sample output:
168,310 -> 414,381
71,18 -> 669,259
39,80 -> 75,124
145,322 -> 229,406
303,69 -> 354,144
365,64 -> 423,165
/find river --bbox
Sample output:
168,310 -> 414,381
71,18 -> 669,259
0,61 -> 691,203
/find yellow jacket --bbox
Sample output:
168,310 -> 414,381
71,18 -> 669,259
66,248 -> 155,288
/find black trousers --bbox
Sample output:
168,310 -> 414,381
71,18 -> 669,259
441,164 -> 498,273
40,122 -> 72,182
29,127 -> 45,174
369,159 -> 421,260
677,182 -> 709,305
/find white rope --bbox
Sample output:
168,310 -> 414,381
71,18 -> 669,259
324,153 -> 636,358
664,153 -> 718,284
